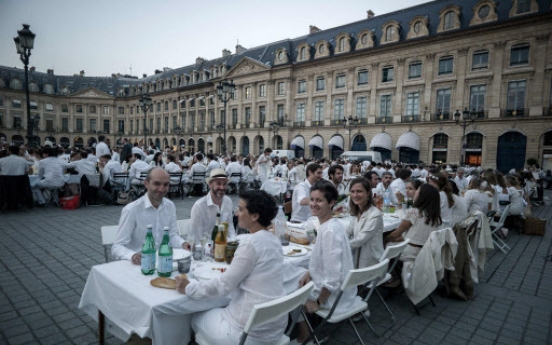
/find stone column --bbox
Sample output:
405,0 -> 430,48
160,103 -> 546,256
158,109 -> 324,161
369,63 -> 379,123
489,41 -> 506,119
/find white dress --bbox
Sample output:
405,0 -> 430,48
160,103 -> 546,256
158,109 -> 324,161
346,206 -> 384,268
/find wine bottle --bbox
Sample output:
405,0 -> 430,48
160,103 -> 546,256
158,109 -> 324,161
214,225 -> 227,262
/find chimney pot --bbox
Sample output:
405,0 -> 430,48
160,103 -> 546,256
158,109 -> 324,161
367,10 -> 375,18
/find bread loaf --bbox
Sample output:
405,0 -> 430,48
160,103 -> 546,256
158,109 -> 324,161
290,236 -> 309,245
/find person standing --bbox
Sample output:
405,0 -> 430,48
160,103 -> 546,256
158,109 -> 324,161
256,148 -> 272,183
95,135 -> 111,158
291,163 -> 322,222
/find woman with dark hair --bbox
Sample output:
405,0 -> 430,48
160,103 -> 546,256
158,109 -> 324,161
150,151 -> 165,168
385,183 -> 442,250
346,177 -> 384,268
293,180 -> 360,344
495,173 -> 510,214
428,173 -> 467,229
175,190 -> 285,345
395,179 -> 423,212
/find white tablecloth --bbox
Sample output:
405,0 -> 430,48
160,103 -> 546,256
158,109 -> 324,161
28,174 -> 83,187
261,179 -> 288,196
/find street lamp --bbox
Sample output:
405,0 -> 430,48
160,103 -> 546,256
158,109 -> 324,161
139,94 -> 152,149
13,24 -> 37,147
454,107 -> 478,166
269,120 -> 279,148
216,79 -> 235,156
342,115 -> 360,151
33,114 -> 40,136
216,123 -> 224,154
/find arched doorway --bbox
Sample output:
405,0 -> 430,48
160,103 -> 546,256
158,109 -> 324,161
257,136 -> 264,154
45,136 -> 56,146
60,137 -> 70,148
241,136 -> 250,156
163,138 -> 169,148
369,133 -> 392,161
290,136 -> 305,158
432,133 -> 448,164
188,138 -> 195,154
274,135 -> 283,150
197,138 -> 205,153
465,132 -> 483,166
88,137 -> 97,147
542,131 -> 552,171
328,135 -> 344,160
228,136 -> 236,154
179,138 -> 185,148
351,135 -> 366,151
12,135 -> 24,146
171,138 -> 176,147
155,138 -> 161,149
308,135 -> 324,159
74,137 -> 84,148
497,131 -> 526,173
396,132 -> 420,164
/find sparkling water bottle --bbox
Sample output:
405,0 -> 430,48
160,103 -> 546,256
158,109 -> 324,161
141,224 -> 156,275
157,227 -> 173,277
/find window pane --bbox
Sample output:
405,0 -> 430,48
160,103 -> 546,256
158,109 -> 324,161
296,103 -> 305,122
409,62 -> 422,78
406,92 -> 419,115
382,67 -> 394,82
439,57 -> 454,75
316,78 -> 325,91
358,70 -> 368,85
356,97 -> 367,119
510,45 -> 529,66
472,51 -> 489,70
469,85 -> 486,111
334,99 -> 344,119
436,88 -> 451,115
314,101 -> 324,121
507,81 -> 526,110
444,11 -> 454,29
380,95 -> 392,117
336,75 -> 345,88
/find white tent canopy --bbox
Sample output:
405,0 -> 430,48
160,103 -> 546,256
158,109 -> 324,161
396,132 -> 420,151
308,136 -> 323,149
369,133 -> 392,151
328,136 -> 344,150
290,136 -> 305,149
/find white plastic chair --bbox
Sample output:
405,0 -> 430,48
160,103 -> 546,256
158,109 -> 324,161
489,204 -> 511,253
364,240 -> 410,336
303,259 -> 389,345
100,225 -> 118,262
177,219 -> 191,240
195,282 -> 315,345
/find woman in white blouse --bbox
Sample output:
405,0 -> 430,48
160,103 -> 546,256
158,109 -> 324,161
462,177 -> 490,214
176,190 -> 285,345
428,173 -> 467,229
346,177 -> 384,268
293,180 -> 360,344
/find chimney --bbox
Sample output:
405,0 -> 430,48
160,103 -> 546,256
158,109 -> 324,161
222,49 -> 231,57
143,73 -> 147,78
30,66 -> 36,72
47,69 -> 54,75
195,57 -> 205,65
163,67 -> 172,72
235,44 -> 247,55
367,10 -> 375,18
309,25 -> 321,34
79,70 -> 85,77
154,69 -> 162,74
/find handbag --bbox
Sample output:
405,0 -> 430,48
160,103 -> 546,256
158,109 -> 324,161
60,195 -> 80,210
524,217 -> 546,236
117,191 -> 130,205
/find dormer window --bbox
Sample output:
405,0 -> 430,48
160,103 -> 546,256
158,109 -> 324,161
319,45 -> 325,54
314,41 -> 330,59
356,30 -> 375,50
437,5 -> 461,33
382,21 -> 400,44
509,0 -> 537,17
339,37 -> 346,52
386,27 -> 395,42
444,11 -> 454,30
275,48 -> 289,64
335,34 -> 351,54
300,47 -> 306,60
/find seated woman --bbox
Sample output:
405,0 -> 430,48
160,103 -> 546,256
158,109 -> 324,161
495,173 -> 511,214
428,173 -> 467,229
505,175 -> 525,231
385,184 -> 442,279
394,179 -> 423,214
462,177 -> 489,214
294,180 -> 360,344
347,177 -> 384,268
175,190 -> 285,345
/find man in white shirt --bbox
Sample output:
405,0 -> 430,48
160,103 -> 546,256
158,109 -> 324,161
327,164 -> 346,194
374,171 -> 399,205
132,143 -> 146,160
32,147 -> 66,205
256,148 -> 272,183
291,163 -> 322,222
111,147 -> 121,163
99,154 -> 123,190
164,154 -> 182,174
95,135 -> 110,158
112,168 -> 187,262
205,153 -> 221,176
144,150 -> 155,164
128,154 -> 151,191
454,167 -> 468,192
187,153 -> 208,192
419,164 -> 429,179
225,156 -> 242,183
65,151 -> 96,176
389,168 -> 411,201
58,149 -> 71,164
0,146 -> 29,175
190,169 -> 236,242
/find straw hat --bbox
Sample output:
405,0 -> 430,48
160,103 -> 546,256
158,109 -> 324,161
205,168 -> 229,184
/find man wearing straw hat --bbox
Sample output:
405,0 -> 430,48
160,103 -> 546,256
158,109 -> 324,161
190,168 -> 236,243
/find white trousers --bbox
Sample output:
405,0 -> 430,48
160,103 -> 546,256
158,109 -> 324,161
32,179 -> 64,204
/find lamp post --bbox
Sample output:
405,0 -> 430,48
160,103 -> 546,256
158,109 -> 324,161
342,115 -> 360,151
216,79 -> 235,156
454,107 -> 478,166
269,120 -> 279,149
174,125 -> 182,150
139,94 -> 152,149
13,24 -> 37,147
216,123 -> 224,154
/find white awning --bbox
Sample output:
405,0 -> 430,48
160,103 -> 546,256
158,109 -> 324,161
206,136 -> 213,144
290,136 -> 304,149
396,132 -> 420,151
369,133 -> 392,151
328,136 -> 344,150
308,136 -> 323,149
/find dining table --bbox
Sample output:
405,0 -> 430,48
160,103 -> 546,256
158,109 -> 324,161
261,178 -> 288,196
79,243 -> 312,345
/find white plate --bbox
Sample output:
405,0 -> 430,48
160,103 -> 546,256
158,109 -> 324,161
193,261 -> 230,281
282,245 -> 308,257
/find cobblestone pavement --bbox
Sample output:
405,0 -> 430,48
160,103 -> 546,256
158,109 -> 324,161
0,191 -> 551,345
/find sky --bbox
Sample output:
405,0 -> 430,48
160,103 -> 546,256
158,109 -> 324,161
0,0 -> 432,78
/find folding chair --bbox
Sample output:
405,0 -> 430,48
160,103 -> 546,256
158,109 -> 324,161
111,172 -> 129,195
100,225 -> 119,262
195,282 -> 315,345
489,204 -> 511,253
177,219 -> 192,240
302,259 -> 389,345
188,172 -> 206,196
363,239 -> 410,337
169,172 -> 184,199
131,172 -> 148,196
228,172 -> 242,194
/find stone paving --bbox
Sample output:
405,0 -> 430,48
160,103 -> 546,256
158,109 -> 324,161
0,191 -> 551,345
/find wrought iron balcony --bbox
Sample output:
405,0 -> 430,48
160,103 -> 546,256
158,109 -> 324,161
311,120 -> 325,127
500,108 -> 528,118
293,121 -> 305,128
430,112 -> 451,121
228,123 -> 238,129
401,115 -> 420,123
375,116 -> 393,124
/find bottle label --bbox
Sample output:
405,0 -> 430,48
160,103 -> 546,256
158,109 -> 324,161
214,244 -> 226,261
141,253 -> 155,271
158,256 -> 173,273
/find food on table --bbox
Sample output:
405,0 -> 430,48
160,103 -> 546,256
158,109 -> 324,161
290,236 -> 309,245
210,267 -> 227,272
150,277 -> 177,289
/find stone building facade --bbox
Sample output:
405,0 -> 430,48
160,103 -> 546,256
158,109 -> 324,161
1,0 -> 551,172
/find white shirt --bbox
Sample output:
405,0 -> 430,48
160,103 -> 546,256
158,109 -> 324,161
190,192 -> 236,242
186,230 -> 286,343
389,178 -> 407,199
420,168 -> 428,178
132,147 -> 146,160
0,155 -> 29,175
58,154 -> 71,164
374,182 -> 399,204
164,162 -> 182,173
206,160 -> 221,176
111,195 -> 184,260
37,157 -> 65,187
454,176 -> 468,192
291,179 -> 312,222
188,161 -> 207,177
111,151 -> 120,163
463,189 -> 487,214
95,141 -> 110,158
66,159 -> 96,176
129,159 -> 150,179
103,160 -> 123,183
309,219 -> 359,314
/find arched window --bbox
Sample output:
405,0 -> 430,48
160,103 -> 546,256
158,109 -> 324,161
10,79 -> 22,90
361,34 -> 368,44
386,26 -> 395,42
339,37 -> 346,52
300,46 -> 306,60
444,11 -> 455,30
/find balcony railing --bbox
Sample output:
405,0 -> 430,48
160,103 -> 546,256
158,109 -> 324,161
500,108 -> 529,118
228,123 -> 238,129
311,121 -> 324,127
401,114 -> 420,123
187,126 -> 194,132
375,116 -> 393,124
542,107 -> 552,116
430,112 -> 451,121
293,121 -> 306,128
330,119 -> 344,126
357,118 -> 368,125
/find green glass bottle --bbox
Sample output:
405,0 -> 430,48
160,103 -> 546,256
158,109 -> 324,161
141,224 -> 156,275
211,213 -> 221,242
157,227 -> 173,277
